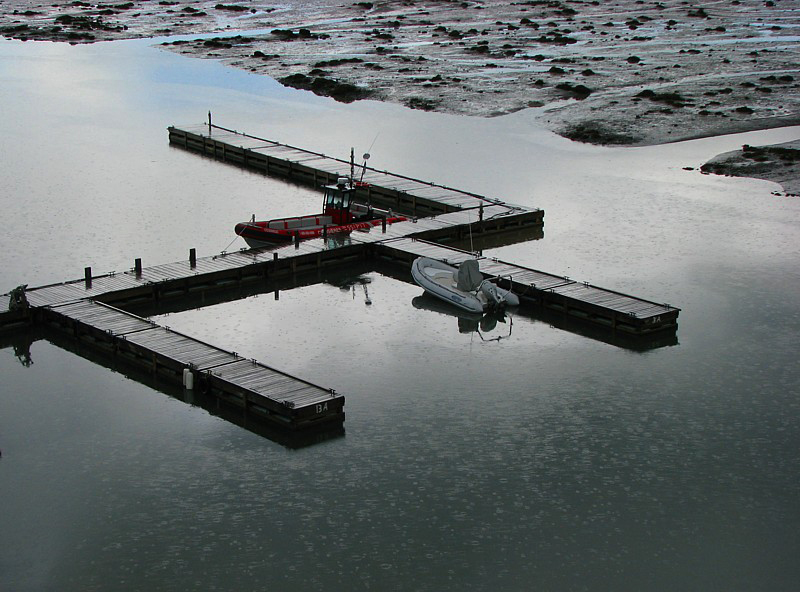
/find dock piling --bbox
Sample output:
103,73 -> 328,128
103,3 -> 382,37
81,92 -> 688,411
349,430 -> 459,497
189,248 -> 196,268
84,267 -> 92,288
134,258 -> 142,277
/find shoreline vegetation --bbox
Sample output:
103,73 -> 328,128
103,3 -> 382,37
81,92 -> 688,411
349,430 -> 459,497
2,0 -> 798,192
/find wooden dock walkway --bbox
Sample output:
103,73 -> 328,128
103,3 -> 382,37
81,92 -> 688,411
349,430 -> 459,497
39,299 -> 343,430
5,230 -> 678,337
371,238 -> 679,333
168,123 -> 545,223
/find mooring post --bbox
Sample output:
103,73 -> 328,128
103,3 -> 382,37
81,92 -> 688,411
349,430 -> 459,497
134,258 -> 142,277
274,289 -> 279,301
479,203 -> 484,221
189,248 -> 196,268
382,217 -> 387,233
322,225 -> 327,239
84,266 -> 92,288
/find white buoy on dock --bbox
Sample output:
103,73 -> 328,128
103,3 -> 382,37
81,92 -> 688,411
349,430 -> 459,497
182,368 -> 194,390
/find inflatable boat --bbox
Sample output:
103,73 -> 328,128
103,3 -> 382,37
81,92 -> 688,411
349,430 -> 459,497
411,257 -> 519,314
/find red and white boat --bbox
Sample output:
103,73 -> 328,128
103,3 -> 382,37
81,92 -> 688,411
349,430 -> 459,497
234,178 -> 407,247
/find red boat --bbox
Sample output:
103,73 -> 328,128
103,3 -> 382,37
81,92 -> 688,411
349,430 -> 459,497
234,178 -> 407,247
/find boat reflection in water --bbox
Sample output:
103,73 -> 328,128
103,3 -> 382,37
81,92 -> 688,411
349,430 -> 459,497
333,274 -> 373,305
412,293 -> 513,341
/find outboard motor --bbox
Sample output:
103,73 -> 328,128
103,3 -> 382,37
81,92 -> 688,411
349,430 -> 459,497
480,281 -> 504,307
480,280 -> 520,308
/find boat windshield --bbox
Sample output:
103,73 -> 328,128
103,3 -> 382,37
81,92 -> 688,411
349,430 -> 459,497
325,186 -> 351,210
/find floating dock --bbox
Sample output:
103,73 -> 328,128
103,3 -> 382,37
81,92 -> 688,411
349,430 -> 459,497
3,233 -> 679,337
373,238 -> 678,333
168,123 -> 543,220
1,121 -> 680,444
40,299 -> 343,430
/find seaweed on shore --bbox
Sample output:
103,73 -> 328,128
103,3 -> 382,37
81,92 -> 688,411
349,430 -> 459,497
701,145 -> 800,174
278,73 -> 373,103
561,121 -> 639,145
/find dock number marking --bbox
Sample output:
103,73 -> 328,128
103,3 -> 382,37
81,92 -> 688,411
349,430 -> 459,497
316,402 -> 329,414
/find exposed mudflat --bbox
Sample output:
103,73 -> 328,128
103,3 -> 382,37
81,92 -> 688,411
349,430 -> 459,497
701,139 -> 800,195
2,0 -> 799,186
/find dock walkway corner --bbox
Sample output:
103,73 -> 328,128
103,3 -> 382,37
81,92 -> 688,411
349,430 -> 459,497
39,299 -> 344,430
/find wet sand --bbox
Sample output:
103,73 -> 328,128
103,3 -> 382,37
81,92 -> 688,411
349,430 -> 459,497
2,0 -> 799,188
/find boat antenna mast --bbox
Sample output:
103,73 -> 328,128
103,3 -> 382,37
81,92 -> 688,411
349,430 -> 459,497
361,132 -> 378,184
350,147 -> 355,188
360,152 -> 370,184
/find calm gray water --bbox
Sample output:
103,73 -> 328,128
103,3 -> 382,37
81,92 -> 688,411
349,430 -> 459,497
1,37 -> 799,591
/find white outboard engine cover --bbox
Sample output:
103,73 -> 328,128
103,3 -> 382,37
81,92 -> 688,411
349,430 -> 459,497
480,281 -> 503,305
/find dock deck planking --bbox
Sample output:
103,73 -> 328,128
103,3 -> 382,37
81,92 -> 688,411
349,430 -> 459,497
376,237 -> 679,325
39,299 -> 342,426
478,262 -> 574,291
172,124 -> 514,214
547,282 -> 674,317
345,204 -> 535,246
375,237 -> 478,265
16,228 -> 677,332
345,218 -> 454,244
9,220 -> 677,339
207,359 -> 336,406
48,300 -> 155,335
21,241 -> 336,310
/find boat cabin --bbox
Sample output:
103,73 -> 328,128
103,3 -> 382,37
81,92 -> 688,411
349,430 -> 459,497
323,179 -> 356,225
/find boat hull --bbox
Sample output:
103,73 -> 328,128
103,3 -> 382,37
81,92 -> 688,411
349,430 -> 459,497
411,257 -> 486,314
235,216 -> 406,246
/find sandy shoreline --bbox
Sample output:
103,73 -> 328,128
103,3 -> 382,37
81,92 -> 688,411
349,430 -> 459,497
2,0 -> 799,190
